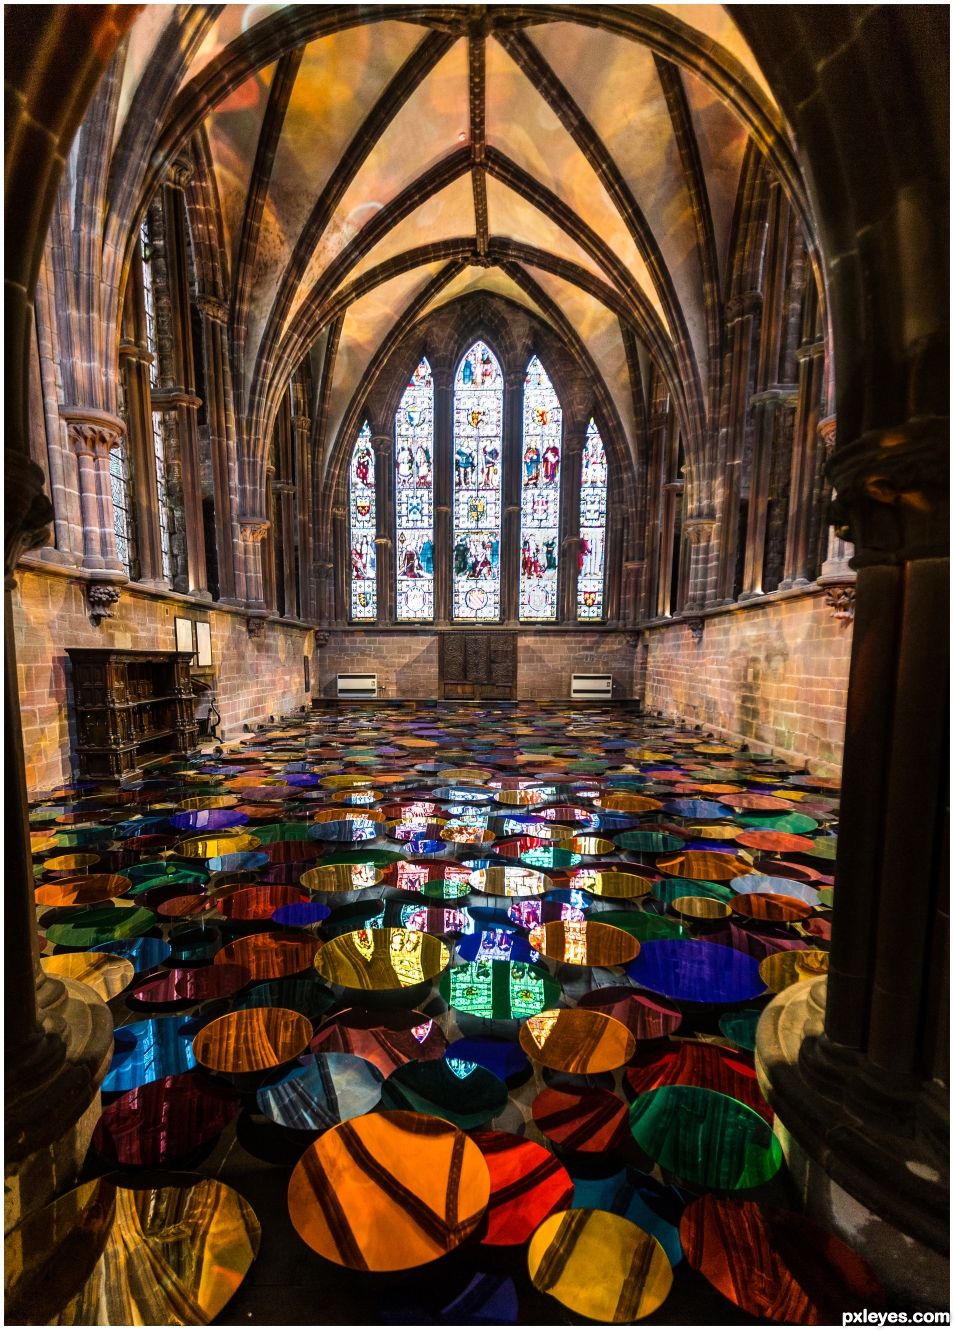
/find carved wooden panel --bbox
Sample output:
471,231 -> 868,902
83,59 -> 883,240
439,632 -> 516,700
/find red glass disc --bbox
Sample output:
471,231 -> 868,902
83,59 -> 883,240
92,1072 -> 240,1165
531,1086 -> 629,1153
470,1130 -> 574,1246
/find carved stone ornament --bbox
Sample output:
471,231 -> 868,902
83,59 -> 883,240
824,586 -> 856,624
59,407 -> 125,458
246,616 -> 268,639
313,632 -> 329,648
5,449 -> 54,580
684,616 -> 705,643
86,582 -> 121,625
239,518 -> 270,543
196,294 -> 229,324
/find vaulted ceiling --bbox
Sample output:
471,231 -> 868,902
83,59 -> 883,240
109,5 -> 810,468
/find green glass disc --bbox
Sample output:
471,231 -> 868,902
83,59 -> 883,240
439,960 -> 561,1019
596,911 -> 686,942
650,877 -> 735,905
614,831 -> 685,854
45,904 -> 157,948
629,1085 -> 782,1189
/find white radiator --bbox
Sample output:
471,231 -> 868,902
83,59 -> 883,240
570,673 -> 613,700
336,673 -> 378,699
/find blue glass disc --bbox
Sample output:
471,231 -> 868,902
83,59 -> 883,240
627,938 -> 766,1004
443,1037 -> 530,1083
206,850 -> 270,873
102,1016 -> 197,1092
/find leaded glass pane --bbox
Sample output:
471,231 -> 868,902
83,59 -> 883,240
152,412 -> 174,582
140,222 -> 158,389
519,356 -> 562,621
109,444 -> 135,578
577,418 -> 608,620
453,341 -> 503,621
395,359 -> 434,621
349,422 -> 377,620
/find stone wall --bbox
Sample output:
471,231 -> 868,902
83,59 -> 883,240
12,563 -> 313,795
641,589 -> 852,774
315,630 -> 636,701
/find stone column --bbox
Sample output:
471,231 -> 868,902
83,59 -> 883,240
159,159 -> 209,600
716,291 -> 761,603
560,430 -> 583,622
238,516 -> 270,610
681,512 -> 717,611
371,433 -> 394,623
293,414 -> 314,620
5,451 -> 113,1230
756,412 -> 948,1295
815,417 -> 856,583
780,334 -> 826,588
273,480 -> 298,618
331,506 -> 348,624
197,295 -> 240,603
501,370 -> 524,624
604,499 -> 626,625
58,407 -> 127,576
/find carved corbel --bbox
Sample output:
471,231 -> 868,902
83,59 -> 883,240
684,616 -> 705,644
86,582 -> 121,626
238,517 -> 270,543
824,586 -> 856,624
196,294 -> 229,324
246,615 -> 268,639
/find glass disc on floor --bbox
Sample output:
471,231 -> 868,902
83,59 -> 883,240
527,1209 -> 673,1323
379,1057 -> 508,1129
470,1130 -> 574,1246
528,919 -> 640,967
4,1176 -> 260,1325
256,1052 -> 384,1130
92,1072 -> 241,1166
440,960 -> 560,1019
627,939 -> 766,1004
520,1008 -> 635,1074
40,950 -> 134,1001
315,928 -> 449,991
309,1008 -> 447,1076
287,1110 -> 490,1271
629,1086 -> 783,1189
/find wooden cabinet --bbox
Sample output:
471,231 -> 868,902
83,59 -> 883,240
66,648 -> 198,781
439,631 -> 516,700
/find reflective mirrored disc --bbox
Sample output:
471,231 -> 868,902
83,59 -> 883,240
527,1209 -> 673,1323
629,1086 -> 783,1188
679,1194 -> 884,1322
470,1130 -> 574,1246
627,939 -> 766,1003
309,1008 -> 447,1075
577,985 -> 682,1040
528,920 -> 640,967
214,933 -> 320,981
380,1057 -> 508,1129
4,1176 -> 260,1325
440,960 -> 561,1019
103,1016 -> 198,1092
92,1072 -> 241,1165
520,1008 -> 635,1074
192,1006 -> 312,1074
256,1052 -> 384,1129
40,950 -> 134,1001
469,866 -> 551,897
287,1111 -> 490,1270
624,1038 -> 771,1122
315,928 -> 449,991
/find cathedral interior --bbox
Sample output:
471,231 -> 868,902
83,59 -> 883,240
4,4 -> 948,1325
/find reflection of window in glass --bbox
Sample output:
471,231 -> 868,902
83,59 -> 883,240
349,421 -> 377,621
519,357 -> 562,622
152,412 -> 173,581
109,442 -> 137,578
452,341 -> 503,622
394,359 -> 434,621
577,418 -> 608,620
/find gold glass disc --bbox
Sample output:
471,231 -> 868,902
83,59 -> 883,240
315,928 -> 450,991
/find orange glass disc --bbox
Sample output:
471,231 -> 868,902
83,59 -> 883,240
312,807 -> 386,824
214,932 -> 320,981
41,853 -> 99,874
527,920 -> 640,967
35,873 -> 131,907
315,928 -> 449,991
287,1110 -> 490,1270
40,950 -> 134,1001
731,893 -> 813,923
594,793 -> 662,813
657,851 -> 750,881
192,1007 -> 311,1074
519,1008 -> 635,1074
735,830 -> 816,853
759,948 -> 830,993
671,895 -> 732,921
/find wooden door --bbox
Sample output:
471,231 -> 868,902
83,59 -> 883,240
440,632 -> 516,700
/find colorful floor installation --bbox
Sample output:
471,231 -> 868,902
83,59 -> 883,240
14,702 -> 886,1326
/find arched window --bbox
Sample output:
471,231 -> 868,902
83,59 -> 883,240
577,419 -> 608,620
108,441 -> 137,579
349,422 -> 377,620
453,341 -> 503,621
395,359 -> 434,621
519,356 -> 562,621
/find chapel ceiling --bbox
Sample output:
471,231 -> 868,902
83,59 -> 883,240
111,5 -> 800,465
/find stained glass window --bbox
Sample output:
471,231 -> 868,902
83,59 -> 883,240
453,341 -> 503,621
349,421 -> 377,620
152,412 -> 174,582
577,418 -> 608,620
109,443 -> 137,578
519,356 -> 562,621
395,359 -> 434,621
140,222 -> 158,389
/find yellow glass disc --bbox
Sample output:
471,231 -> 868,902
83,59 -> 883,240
315,928 -> 450,990
528,1209 -> 672,1322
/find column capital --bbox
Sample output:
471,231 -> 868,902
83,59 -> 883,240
149,388 -> 201,410
239,516 -> 271,543
164,154 -> 194,190
272,481 -> 295,496
59,406 -> 125,456
683,517 -> 716,546
725,289 -> 762,323
196,293 -> 229,324
818,414 -> 837,450
292,416 -> 312,435
370,434 -> 392,456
